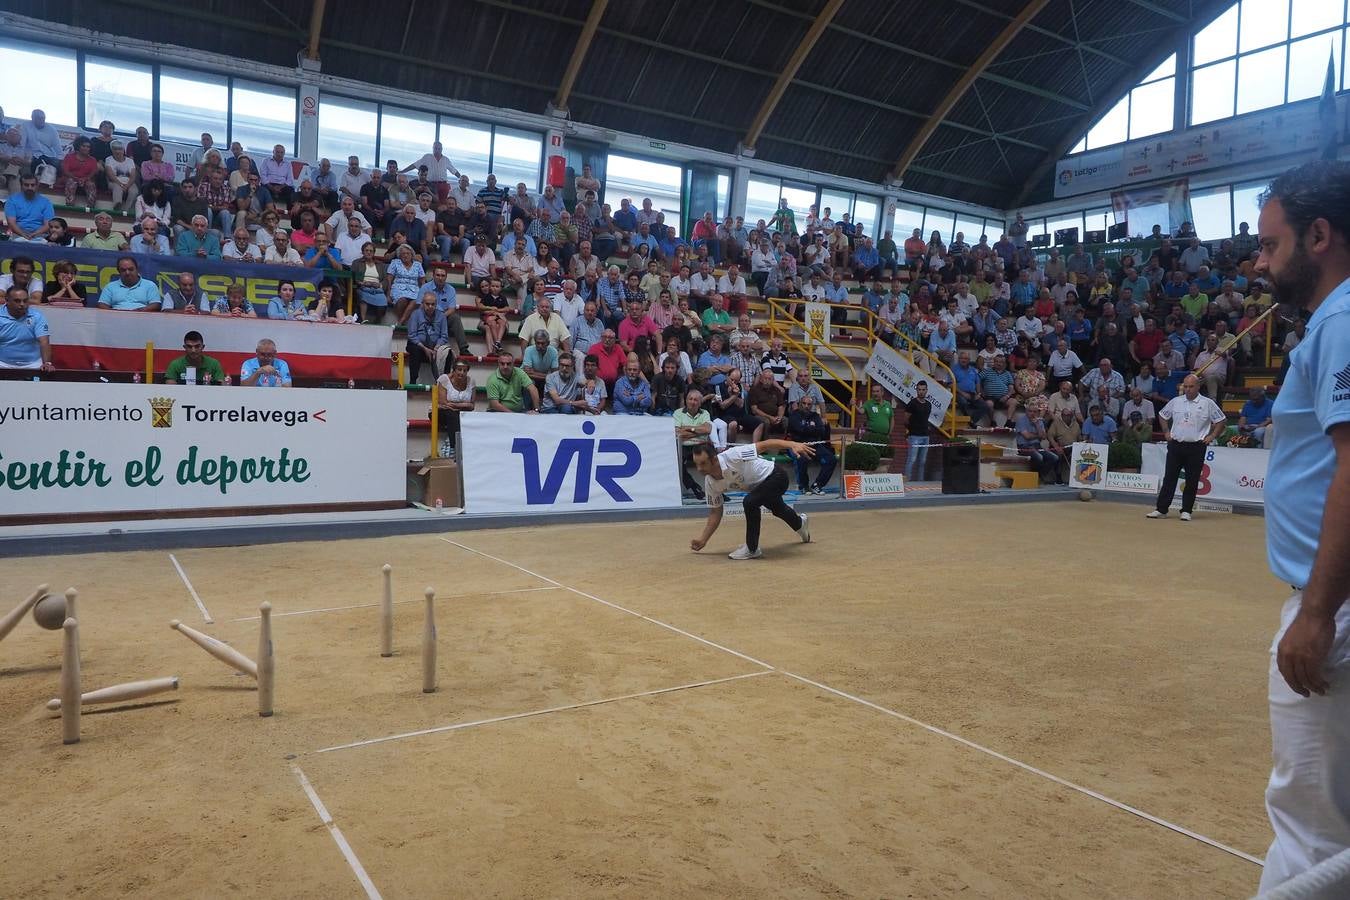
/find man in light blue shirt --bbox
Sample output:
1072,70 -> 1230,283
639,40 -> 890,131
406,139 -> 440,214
0,284 -> 52,369
129,217 -> 171,255
927,321 -> 957,354
20,109 -> 62,167
1253,161 -> 1350,893
4,174 -> 54,241
240,339 -> 292,387
97,257 -> 162,311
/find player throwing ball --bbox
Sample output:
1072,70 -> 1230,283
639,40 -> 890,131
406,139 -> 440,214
689,439 -> 814,560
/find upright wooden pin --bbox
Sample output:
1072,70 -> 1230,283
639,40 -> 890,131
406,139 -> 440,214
0,584 -> 50,643
169,620 -> 258,679
257,602 -> 274,718
61,617 -> 80,744
421,587 -> 437,694
380,564 -> 394,658
63,587 -> 78,622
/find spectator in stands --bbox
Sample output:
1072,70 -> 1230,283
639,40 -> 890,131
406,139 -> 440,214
138,144 -> 175,196
1179,237 -> 1210,276
0,284 -> 51,371
852,236 -> 881,283
211,283 -> 256,318
57,136 -> 99,209
673,388 -> 713,497
1012,402 -> 1057,483
218,226 -> 259,263
587,328 -> 628,390
0,126 -> 26,195
1081,404 -> 1118,443
263,229 -> 303,266
475,276 -> 509,353
135,179 -> 172,231
520,295 -> 570,354
5,174 -> 54,242
486,351 -> 538,412
126,126 -> 154,168
1237,386 -> 1274,448
41,260 -> 83,306
73,213 -> 122,253
240,338 -> 291,387
259,145 -> 293,208
617,298 -> 661,354
747,368 -> 787,440
98,257 -> 161,311
650,354 -> 686,416
265,280 -> 306,320
327,194 -> 372,244
902,381 -> 933,482
346,241 -> 387,324
382,243 -> 423,323
129,216 -> 171,255
611,357 -> 653,415
567,298 -> 604,361
433,359 -> 477,453
175,215 -> 221,259
20,109 -> 61,172
161,329 -> 224,385
786,370 -> 825,412
303,231 -> 343,272
539,351 -> 585,414
1193,334 -> 1231,400
1080,357 -> 1125,405
1045,406 -> 1080,484
39,216 -> 74,249
788,392 -> 836,494
978,352 -> 1017,426
171,179 -> 210,238
700,291 -> 735,343
405,292 -> 451,384
161,271 -> 210,314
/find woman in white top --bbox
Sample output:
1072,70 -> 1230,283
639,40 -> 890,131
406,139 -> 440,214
133,180 -> 171,230
434,359 -> 477,456
659,335 -> 693,380
229,155 -> 255,192
104,141 -> 137,214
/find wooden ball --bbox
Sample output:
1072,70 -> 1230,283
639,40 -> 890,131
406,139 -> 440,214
32,593 -> 66,630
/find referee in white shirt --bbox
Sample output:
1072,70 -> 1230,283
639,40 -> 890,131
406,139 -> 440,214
1147,374 -> 1227,521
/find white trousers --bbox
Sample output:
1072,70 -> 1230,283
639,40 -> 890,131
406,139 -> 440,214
1259,593 -> 1350,893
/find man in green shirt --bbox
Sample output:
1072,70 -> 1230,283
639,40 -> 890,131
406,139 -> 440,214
1179,283 -> 1208,318
858,382 -> 894,436
673,387 -> 713,499
700,292 -> 733,341
486,351 -> 540,413
80,212 -> 128,251
877,231 -> 898,276
770,199 -> 796,235
164,330 -> 226,385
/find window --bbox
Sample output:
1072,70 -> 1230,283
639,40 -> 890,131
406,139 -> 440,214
378,107 -> 435,172
923,208 -> 955,243
715,173 -> 731,222
491,127 -> 542,193
605,153 -> 683,229
1023,216 -> 1048,244
745,176 -> 782,227
1085,96 -> 1129,150
1239,0 -> 1289,53
231,80 -> 296,154
890,202 -> 924,240
1126,202 -> 1170,238
1286,30 -> 1343,102
317,95 -> 377,168
1236,45 -> 1288,114
1076,54 -> 1176,152
1191,60 -> 1237,124
779,181 -> 816,229
954,215 -> 985,245
438,117 -> 490,184
1047,213 -> 1084,245
1291,0 -> 1343,38
1084,207 -> 1114,240
1189,185 -> 1233,239
1231,180 -> 1267,236
819,189 -> 852,223
160,68 -> 227,144
986,217 -> 1009,241
84,56 -> 152,133
1195,5 -> 1239,65
0,40 -> 77,126
854,195 -> 880,237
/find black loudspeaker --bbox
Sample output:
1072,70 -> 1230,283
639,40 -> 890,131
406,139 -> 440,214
941,443 -> 981,494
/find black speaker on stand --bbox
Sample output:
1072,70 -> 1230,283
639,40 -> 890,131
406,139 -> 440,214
941,443 -> 980,494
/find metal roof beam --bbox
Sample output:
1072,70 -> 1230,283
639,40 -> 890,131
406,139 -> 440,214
892,0 -> 1055,182
906,165 -> 1008,190
552,0 -> 610,113
741,0 -> 847,151
951,0 -> 1129,67
1122,0 -> 1186,22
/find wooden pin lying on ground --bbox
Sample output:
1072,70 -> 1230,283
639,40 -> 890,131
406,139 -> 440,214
257,602 -> 274,717
0,584 -> 51,643
422,587 -> 437,694
47,676 -> 179,711
61,617 -> 80,745
170,620 -> 257,679
380,564 -> 393,658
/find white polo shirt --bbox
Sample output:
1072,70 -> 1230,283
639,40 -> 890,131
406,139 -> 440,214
704,444 -> 774,508
1158,393 -> 1225,441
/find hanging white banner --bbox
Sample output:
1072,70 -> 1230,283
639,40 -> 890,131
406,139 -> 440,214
458,413 -> 681,513
862,342 -> 951,429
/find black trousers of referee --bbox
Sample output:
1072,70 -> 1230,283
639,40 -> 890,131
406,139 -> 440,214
1156,439 -> 1206,514
743,468 -> 801,552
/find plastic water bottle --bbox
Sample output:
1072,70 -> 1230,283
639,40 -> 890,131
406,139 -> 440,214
133,372 -> 142,384
224,374 -> 232,386
348,378 -> 355,389
434,498 -> 443,510
93,361 -> 102,371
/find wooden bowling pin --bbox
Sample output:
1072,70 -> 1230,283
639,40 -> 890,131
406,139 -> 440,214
380,564 -> 393,658
170,620 -> 257,679
0,584 -> 50,643
48,676 -> 179,711
61,617 -> 80,745
421,588 -> 437,694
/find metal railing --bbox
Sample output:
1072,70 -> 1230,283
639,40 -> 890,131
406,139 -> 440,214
759,296 -> 861,428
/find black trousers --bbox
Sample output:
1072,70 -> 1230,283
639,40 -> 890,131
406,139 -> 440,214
742,467 -> 801,551
405,341 -> 437,384
1156,440 -> 1206,513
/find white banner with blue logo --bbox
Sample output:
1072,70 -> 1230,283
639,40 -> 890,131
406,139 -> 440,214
459,413 -> 682,513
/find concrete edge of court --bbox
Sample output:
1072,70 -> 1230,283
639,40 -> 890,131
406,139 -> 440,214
0,487 -> 1117,557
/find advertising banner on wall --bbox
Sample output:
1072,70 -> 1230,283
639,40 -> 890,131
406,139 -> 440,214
1142,443 -> 1267,505
459,413 -> 681,514
1068,442 -> 1109,489
0,381 -> 406,520
863,342 -> 950,428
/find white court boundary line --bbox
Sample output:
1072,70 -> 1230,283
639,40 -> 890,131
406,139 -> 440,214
168,553 -> 213,624
440,536 -> 1264,868
292,765 -> 382,899
230,586 -> 559,622
315,670 -> 772,754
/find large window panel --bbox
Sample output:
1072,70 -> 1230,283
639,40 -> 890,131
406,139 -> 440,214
779,181 -> 816,230
1127,202 -> 1172,239
1191,60 -> 1237,124
954,215 -> 985,244
1286,31 -> 1344,102
1236,45 -> 1288,114
378,107 -> 435,171
1047,213 -> 1084,245
0,41 -> 77,126
1085,95 -> 1129,150
231,80 -> 296,154
160,68 -> 227,143
745,176 -> 781,227
853,195 -> 880,237
819,189 -> 852,221
1129,79 -> 1175,139
1189,186 -> 1233,240
715,173 -> 731,222
606,153 -> 682,230
317,95 -> 377,168
491,127 -> 542,193
438,117 -> 490,184
1239,0 -> 1290,53
1194,5 -> 1239,65
1231,181 -> 1267,237
1290,0 -> 1344,39
83,56 -> 152,133
1084,207 -> 1114,240
890,202 -> 924,240
923,208 -> 956,244
1141,54 -> 1178,83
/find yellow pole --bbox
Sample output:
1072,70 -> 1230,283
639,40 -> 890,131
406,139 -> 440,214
397,351 -> 406,388
429,383 -> 440,459
346,276 -> 354,317
144,341 -> 154,384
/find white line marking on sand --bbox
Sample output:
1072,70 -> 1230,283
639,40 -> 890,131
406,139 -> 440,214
292,764 -> 382,899
315,670 -> 772,754
440,538 -> 775,670
778,671 -> 1264,867
168,553 -> 213,624
230,586 -> 559,622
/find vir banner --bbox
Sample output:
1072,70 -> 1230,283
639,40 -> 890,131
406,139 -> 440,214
863,342 -> 951,428
459,413 -> 681,513
0,381 -> 407,520
1142,443 -> 1267,505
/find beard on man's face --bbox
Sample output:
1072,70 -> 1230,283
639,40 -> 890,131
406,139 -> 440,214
1267,238 -> 1321,310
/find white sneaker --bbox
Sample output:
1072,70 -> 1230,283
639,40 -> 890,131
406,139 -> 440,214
1146,510 -> 1166,519
1179,512 -> 1192,521
728,545 -> 763,560
797,514 -> 811,543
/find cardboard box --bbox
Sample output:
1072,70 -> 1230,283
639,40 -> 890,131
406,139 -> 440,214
418,457 -> 462,509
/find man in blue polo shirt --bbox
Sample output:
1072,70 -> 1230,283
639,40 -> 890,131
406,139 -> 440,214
1252,161 -> 1350,894
4,174 -> 54,241
0,285 -> 52,370
97,257 -> 162,311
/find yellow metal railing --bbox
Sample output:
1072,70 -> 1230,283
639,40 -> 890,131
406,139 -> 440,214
760,296 -> 861,427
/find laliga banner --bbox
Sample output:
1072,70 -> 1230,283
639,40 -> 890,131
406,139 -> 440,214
459,413 -> 681,513
863,342 -> 950,428
0,381 -> 406,520
1142,443 -> 1267,505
